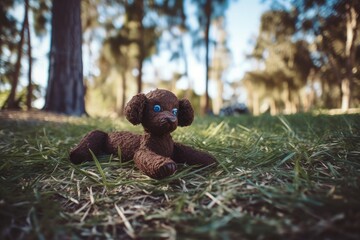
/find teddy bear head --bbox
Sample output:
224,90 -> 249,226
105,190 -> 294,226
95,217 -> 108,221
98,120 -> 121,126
124,89 -> 194,135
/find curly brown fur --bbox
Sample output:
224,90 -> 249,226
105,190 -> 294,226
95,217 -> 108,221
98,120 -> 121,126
69,130 -> 108,164
69,89 -> 217,179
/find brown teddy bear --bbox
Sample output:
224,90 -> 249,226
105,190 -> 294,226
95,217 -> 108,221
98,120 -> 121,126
69,89 -> 217,179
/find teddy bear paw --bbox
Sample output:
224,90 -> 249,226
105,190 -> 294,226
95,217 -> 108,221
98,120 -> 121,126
157,162 -> 177,179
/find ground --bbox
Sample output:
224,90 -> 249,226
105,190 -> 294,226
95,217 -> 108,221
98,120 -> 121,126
0,110 -> 359,239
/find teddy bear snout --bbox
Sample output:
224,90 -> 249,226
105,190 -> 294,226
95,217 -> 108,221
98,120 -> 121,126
166,115 -> 177,123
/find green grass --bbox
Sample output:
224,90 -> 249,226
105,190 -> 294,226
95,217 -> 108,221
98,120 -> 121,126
0,111 -> 359,239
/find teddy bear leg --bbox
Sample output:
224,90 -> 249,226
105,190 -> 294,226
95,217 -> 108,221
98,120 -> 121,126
134,150 -> 177,179
69,130 -> 108,164
172,142 -> 217,167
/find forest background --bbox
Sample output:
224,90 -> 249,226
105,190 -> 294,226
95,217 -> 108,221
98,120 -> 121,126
1,0 -> 359,117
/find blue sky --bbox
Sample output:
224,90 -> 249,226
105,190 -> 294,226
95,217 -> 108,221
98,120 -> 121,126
226,0 -> 269,84
27,0 -> 270,108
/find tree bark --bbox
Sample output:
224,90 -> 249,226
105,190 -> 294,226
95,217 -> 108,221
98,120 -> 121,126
253,91 -> 260,116
213,76 -> 223,115
203,0 -> 212,115
136,0 -> 144,93
270,98 -> 277,115
180,36 -> 192,98
44,0 -> 85,116
283,82 -> 292,114
3,0 -> 28,109
116,68 -> 127,116
341,78 -> 351,110
121,70 -> 127,114
26,3 -> 32,110
341,3 -> 358,111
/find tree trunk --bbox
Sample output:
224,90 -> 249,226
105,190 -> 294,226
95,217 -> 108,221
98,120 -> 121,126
137,51 -> 143,93
26,4 -> 32,110
212,74 -> 223,115
180,36 -> 192,98
203,0 -> 212,115
3,0 -> 28,109
136,0 -> 144,93
116,68 -> 127,116
44,0 -> 85,116
253,91 -> 260,116
283,82 -> 292,114
121,70 -> 127,115
341,3 -> 358,111
341,78 -> 351,110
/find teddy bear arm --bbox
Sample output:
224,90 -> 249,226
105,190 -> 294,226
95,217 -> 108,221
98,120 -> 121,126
172,142 -> 217,167
134,149 -> 177,179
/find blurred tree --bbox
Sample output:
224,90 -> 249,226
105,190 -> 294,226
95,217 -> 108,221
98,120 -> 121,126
166,0 -> 193,97
246,9 -> 314,114
242,71 -> 269,115
191,0 -> 231,115
32,0 -> 51,37
92,0 -> 154,115
0,0 -> 17,105
92,0 -> 187,115
210,17 -> 231,115
25,0 -> 32,109
43,0 -> 85,116
1,0 -> 50,110
135,0 -> 144,93
97,25 -> 139,115
294,0 -> 359,110
2,0 -> 29,109
266,0 -> 360,110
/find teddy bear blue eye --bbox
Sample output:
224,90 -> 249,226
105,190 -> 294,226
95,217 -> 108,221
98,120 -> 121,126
172,108 -> 178,116
153,104 -> 161,112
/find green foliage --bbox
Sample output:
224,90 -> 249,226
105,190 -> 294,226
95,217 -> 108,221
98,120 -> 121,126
0,0 -> 18,88
190,0 -> 231,63
0,0 -> 17,54
31,0 -> 51,37
1,0 -> 50,111
246,9 -> 316,114
247,0 -> 360,113
1,84 -> 41,110
1,112 -> 359,239
88,0 -> 189,114
292,0 -> 360,108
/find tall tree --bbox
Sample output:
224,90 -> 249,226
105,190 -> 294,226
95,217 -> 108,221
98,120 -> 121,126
210,17 -> 231,115
3,0 -> 29,109
203,0 -> 212,114
1,0 -> 49,110
269,0 -> 360,110
246,9 -> 314,114
135,0 -> 144,93
93,0 -> 158,115
99,28 -> 136,115
297,0 -> 359,110
91,0 -> 187,115
25,0 -> 32,110
192,0 -> 230,114
342,1 -> 358,110
0,0 -> 17,106
44,0 -> 85,116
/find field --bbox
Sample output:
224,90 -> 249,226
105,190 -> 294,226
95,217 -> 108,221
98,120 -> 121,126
0,110 -> 359,239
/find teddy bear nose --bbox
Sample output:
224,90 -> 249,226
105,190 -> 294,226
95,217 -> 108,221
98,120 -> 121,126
166,115 -> 177,123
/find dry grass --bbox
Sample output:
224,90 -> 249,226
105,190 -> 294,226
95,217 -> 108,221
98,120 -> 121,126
0,110 -> 359,239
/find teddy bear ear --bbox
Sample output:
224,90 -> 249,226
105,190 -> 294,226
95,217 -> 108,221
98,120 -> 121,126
124,93 -> 147,125
178,98 -> 194,127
